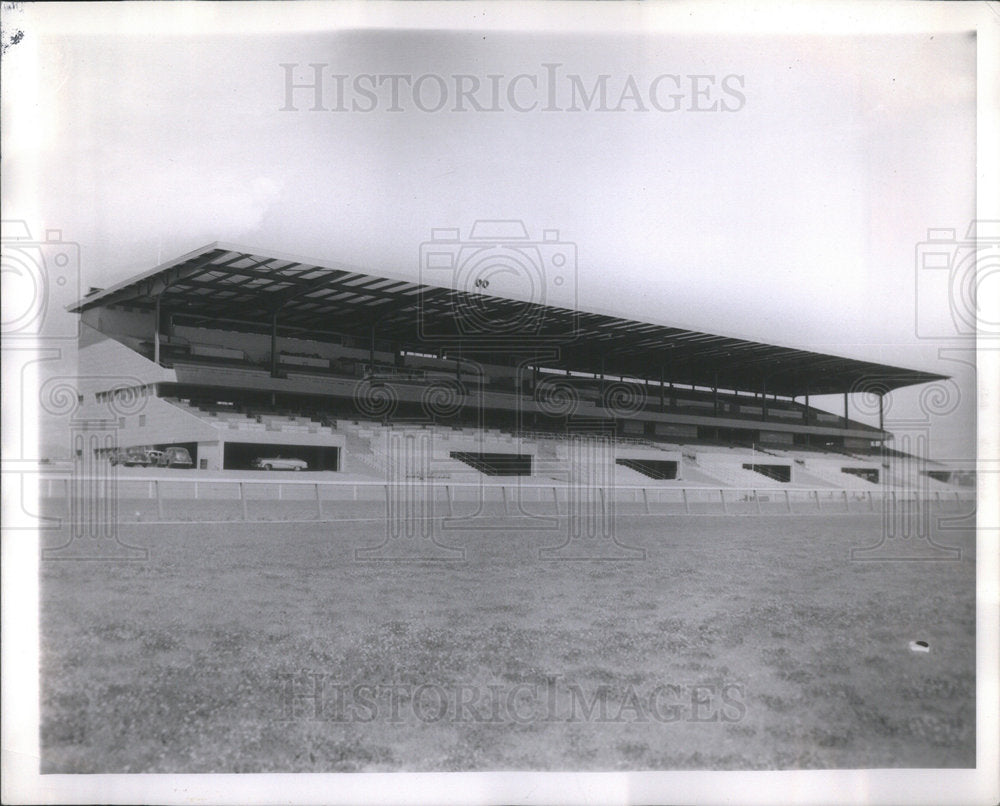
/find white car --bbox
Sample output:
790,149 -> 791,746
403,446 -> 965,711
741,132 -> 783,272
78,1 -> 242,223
252,456 -> 308,471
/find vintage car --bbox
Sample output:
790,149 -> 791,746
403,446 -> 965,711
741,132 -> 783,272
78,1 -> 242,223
157,446 -> 194,468
110,447 -> 153,467
252,455 -> 308,471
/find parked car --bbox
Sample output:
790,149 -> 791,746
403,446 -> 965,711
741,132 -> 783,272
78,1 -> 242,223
110,447 -> 152,467
252,455 -> 308,471
145,449 -> 165,466
158,446 -> 194,468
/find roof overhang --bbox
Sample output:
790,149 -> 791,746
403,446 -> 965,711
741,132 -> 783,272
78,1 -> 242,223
70,242 -> 947,397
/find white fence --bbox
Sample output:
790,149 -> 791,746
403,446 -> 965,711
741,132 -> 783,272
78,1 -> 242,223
36,475 -> 977,523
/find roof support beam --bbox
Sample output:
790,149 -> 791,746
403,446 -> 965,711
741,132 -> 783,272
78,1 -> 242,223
270,311 -> 280,378
153,295 -> 161,366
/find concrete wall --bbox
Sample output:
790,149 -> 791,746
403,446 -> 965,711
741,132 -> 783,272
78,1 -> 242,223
172,324 -> 396,366
760,430 -> 794,444
195,440 -> 223,471
654,422 -> 698,439
82,305 -> 155,341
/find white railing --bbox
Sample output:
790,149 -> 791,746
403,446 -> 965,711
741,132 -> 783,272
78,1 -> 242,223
33,474 -> 976,523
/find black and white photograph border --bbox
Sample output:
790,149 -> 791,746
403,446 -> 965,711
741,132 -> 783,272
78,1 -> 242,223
2,2 -> 998,805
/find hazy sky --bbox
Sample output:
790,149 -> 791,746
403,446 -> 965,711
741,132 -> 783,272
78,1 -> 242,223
2,4 -> 983,459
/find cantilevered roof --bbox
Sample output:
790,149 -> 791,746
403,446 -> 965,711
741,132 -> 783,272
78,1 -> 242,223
70,242 -> 946,397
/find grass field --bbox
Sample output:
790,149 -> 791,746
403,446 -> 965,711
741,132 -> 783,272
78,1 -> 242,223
40,509 -> 976,772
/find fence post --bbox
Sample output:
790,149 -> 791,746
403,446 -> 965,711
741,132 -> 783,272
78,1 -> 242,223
155,480 -> 164,520
552,485 -> 559,515
682,488 -> 690,514
843,490 -> 850,512
315,483 -> 323,520
868,490 -> 875,512
719,488 -> 727,514
501,484 -> 508,514
785,489 -> 792,513
955,491 -> 960,508
194,481 -> 198,500
814,489 -> 822,511
240,482 -> 248,521
642,487 -> 650,515
446,483 -> 454,517
754,490 -> 762,515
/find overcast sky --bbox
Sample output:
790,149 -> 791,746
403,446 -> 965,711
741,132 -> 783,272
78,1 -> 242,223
2,4 -> 984,459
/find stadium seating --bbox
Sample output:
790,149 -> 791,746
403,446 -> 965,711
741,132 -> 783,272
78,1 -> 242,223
163,399 -> 338,436
158,398 -> 967,491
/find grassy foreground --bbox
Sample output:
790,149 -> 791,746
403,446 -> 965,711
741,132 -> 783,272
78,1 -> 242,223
40,511 -> 975,771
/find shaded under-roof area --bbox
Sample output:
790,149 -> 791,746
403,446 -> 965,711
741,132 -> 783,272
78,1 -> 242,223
70,243 -> 947,397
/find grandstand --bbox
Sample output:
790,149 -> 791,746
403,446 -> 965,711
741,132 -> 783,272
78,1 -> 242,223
68,240 -> 961,492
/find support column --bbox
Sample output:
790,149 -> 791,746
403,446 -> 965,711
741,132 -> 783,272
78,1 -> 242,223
843,391 -> 849,429
153,295 -> 161,365
369,324 -> 376,373
761,379 -> 768,421
713,373 -> 719,417
269,311 -> 279,377
804,387 -> 810,424
878,392 -> 884,437
659,366 -> 665,410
